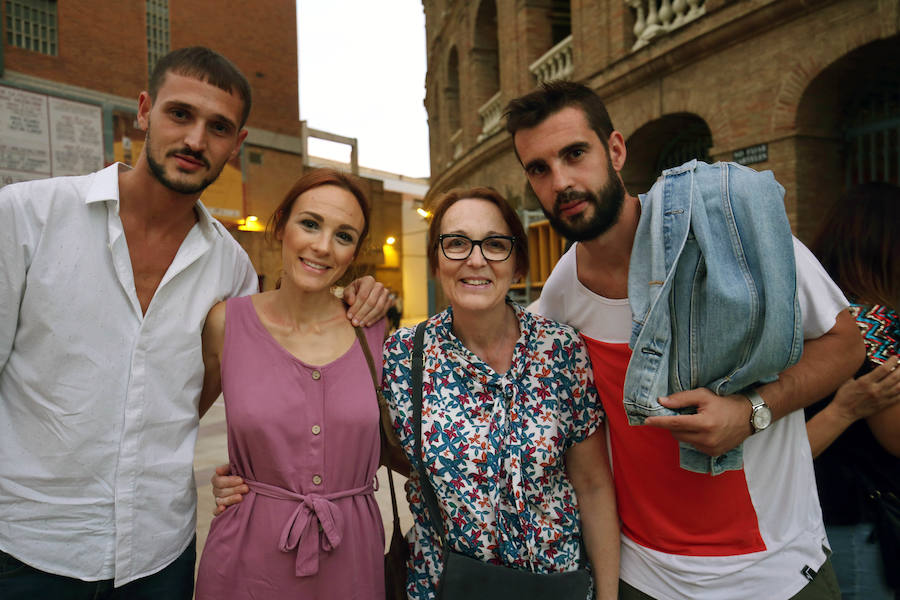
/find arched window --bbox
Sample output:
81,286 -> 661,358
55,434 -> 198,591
473,0 -> 500,101
446,47 -> 461,133
551,0 -> 571,46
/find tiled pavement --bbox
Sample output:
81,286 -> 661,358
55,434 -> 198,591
193,399 -> 414,566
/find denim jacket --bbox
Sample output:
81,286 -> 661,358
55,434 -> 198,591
624,160 -> 803,475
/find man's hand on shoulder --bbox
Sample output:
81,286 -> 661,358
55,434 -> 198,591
644,389 -> 753,456
342,275 -> 394,327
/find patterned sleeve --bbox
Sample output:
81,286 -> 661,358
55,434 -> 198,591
541,320 -> 604,451
850,304 -> 899,366
566,327 -> 604,448
381,326 -> 417,460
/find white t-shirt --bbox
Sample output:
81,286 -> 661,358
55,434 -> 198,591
538,238 -> 848,600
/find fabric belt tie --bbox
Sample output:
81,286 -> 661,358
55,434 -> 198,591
245,478 -> 375,577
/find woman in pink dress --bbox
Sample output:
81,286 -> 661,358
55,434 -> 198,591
194,168 -> 387,599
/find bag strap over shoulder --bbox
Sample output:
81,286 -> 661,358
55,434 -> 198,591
411,321 -> 448,547
354,326 -> 402,533
356,326 -> 379,388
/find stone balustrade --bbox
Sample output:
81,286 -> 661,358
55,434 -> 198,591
529,35 -> 573,85
477,90 -> 503,141
626,0 -> 706,51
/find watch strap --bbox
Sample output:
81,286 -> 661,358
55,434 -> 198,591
745,388 -> 766,409
745,387 -> 770,433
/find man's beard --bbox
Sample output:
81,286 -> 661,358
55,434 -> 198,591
542,157 -> 625,242
144,126 -> 221,195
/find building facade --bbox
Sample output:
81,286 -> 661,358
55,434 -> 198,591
2,0 -> 304,226
423,0 -> 899,301
1,0 -> 420,304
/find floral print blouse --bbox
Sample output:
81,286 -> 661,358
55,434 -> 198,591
382,302 -> 603,599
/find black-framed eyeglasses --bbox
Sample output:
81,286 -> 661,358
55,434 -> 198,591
438,234 -> 515,262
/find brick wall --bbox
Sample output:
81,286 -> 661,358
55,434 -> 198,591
244,147 -> 304,227
2,0 -> 299,136
169,0 -> 300,136
2,2 -> 146,99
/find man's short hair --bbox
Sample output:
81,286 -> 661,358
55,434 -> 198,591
505,81 -> 615,149
148,46 -> 252,128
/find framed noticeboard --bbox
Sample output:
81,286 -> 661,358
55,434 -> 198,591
0,84 -> 103,188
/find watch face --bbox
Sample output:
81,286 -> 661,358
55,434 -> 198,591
752,406 -> 772,431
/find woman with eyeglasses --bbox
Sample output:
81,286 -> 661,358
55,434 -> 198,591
381,188 -> 619,599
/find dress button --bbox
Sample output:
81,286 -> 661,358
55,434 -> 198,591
311,370 -> 321,380
312,474 -> 322,485
311,424 -> 321,435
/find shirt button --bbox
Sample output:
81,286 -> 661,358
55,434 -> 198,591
312,474 -> 322,485
311,424 -> 321,435
311,370 -> 321,380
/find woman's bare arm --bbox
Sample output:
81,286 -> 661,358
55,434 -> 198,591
566,429 -> 619,600
199,301 -> 227,419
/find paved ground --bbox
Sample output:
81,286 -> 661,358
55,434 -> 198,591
193,399 -> 414,566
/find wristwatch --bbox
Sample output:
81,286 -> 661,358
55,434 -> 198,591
746,388 -> 772,434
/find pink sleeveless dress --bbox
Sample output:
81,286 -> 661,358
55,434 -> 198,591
195,296 -> 386,599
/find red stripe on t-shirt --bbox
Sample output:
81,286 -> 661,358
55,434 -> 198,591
583,335 -> 766,556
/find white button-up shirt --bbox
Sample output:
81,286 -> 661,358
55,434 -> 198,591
0,164 -> 257,585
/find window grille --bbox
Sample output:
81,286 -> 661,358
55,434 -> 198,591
655,121 -> 712,174
146,0 -> 169,76
5,0 -> 57,56
844,87 -> 900,187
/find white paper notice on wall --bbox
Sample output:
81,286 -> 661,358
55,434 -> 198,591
48,96 -> 103,177
0,85 -> 51,186
0,84 -> 103,189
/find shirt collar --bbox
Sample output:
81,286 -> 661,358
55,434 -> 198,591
84,163 -> 124,206
432,300 -> 535,382
193,198 -> 225,239
83,162 -> 223,240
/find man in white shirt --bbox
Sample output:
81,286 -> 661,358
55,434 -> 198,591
505,81 -> 865,599
0,47 -> 388,599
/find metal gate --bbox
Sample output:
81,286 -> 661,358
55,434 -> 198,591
844,87 -> 900,186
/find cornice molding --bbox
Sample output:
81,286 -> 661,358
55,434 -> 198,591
586,0 -> 838,102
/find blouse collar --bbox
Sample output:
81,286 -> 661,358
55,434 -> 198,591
431,300 -> 536,385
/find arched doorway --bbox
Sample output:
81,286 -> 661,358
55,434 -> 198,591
621,113 -> 712,195
795,35 -> 900,240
